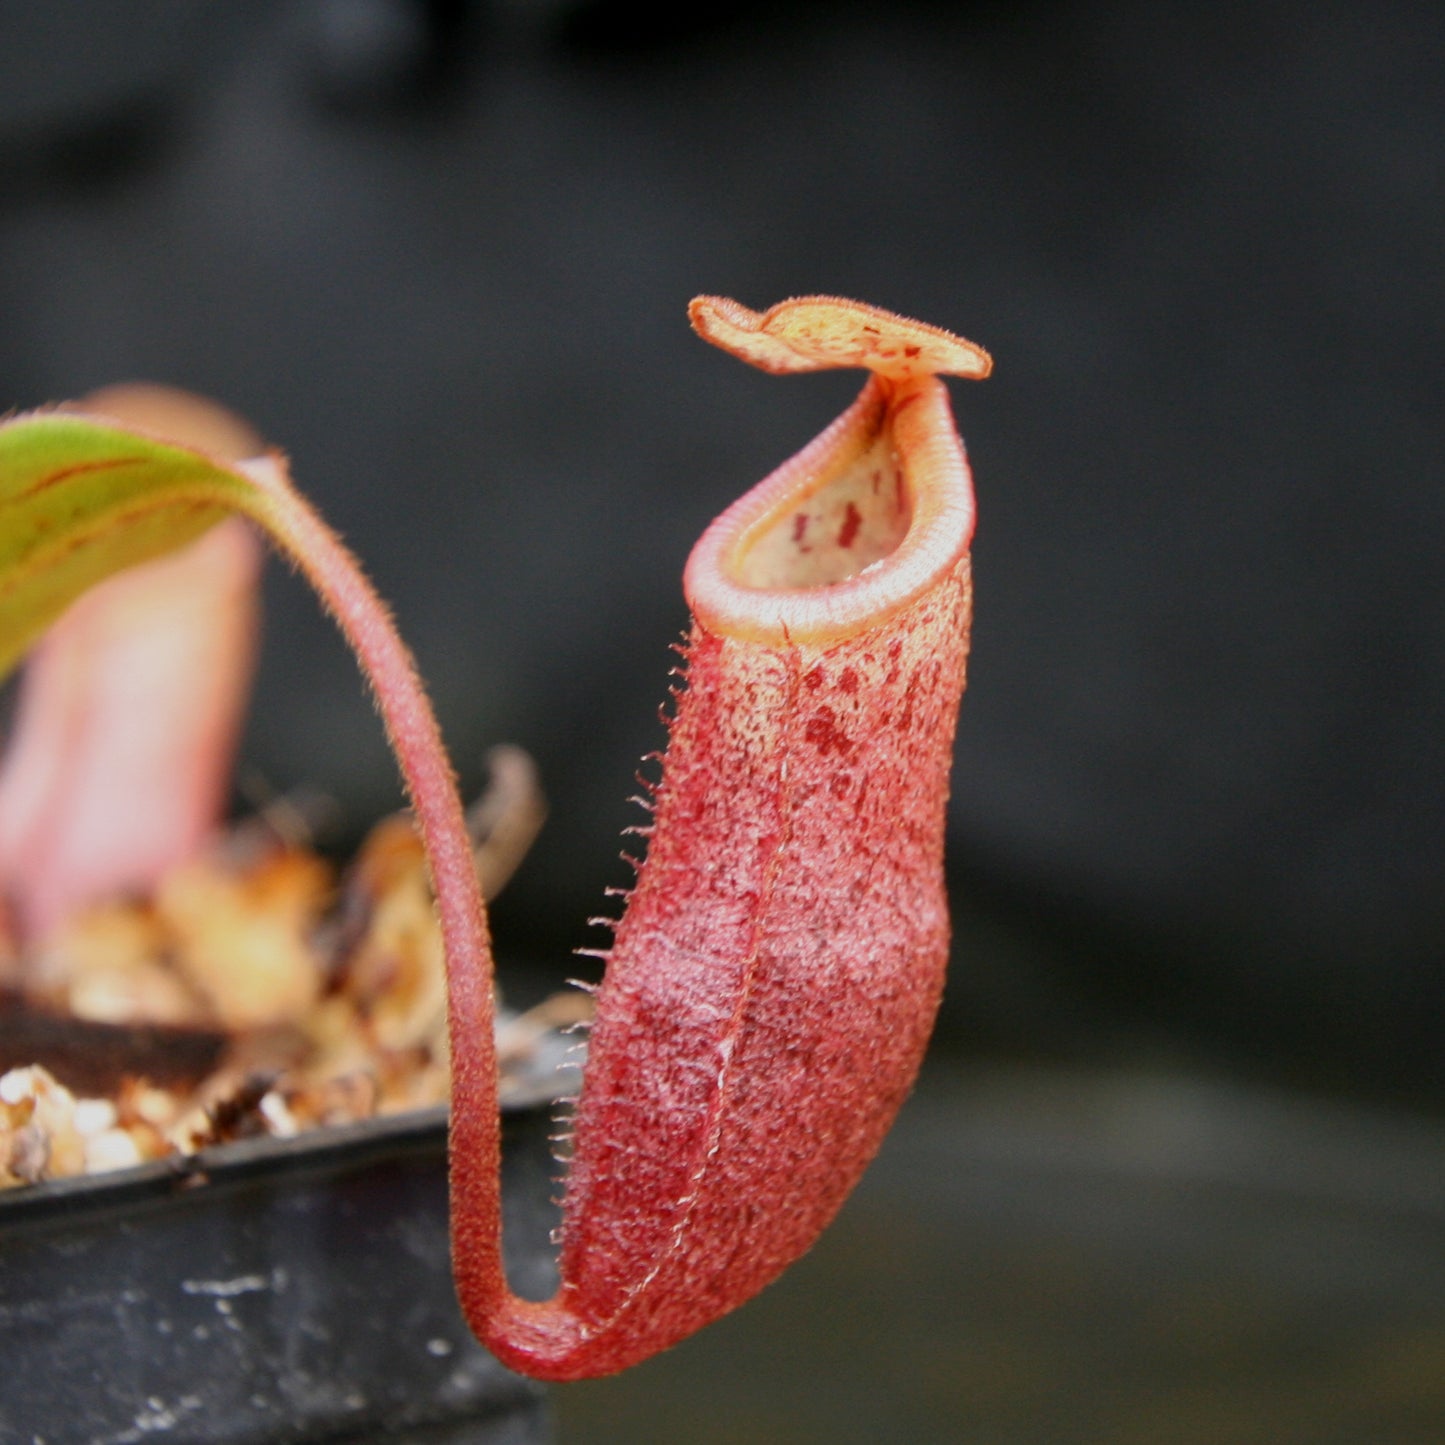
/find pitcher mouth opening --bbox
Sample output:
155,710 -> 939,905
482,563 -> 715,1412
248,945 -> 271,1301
731,410 -> 912,591
683,375 -> 975,648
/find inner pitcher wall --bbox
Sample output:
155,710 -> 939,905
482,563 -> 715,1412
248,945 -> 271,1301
732,428 -> 909,589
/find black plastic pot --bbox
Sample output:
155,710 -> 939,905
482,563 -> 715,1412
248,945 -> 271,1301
0,1104 -> 559,1444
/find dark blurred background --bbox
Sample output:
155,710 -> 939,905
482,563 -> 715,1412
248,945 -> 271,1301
3,0 -> 1443,1438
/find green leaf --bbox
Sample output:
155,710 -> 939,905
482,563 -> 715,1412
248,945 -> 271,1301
0,413 -> 257,680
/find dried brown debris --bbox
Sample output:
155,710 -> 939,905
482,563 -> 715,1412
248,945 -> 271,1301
0,747 -> 588,1189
